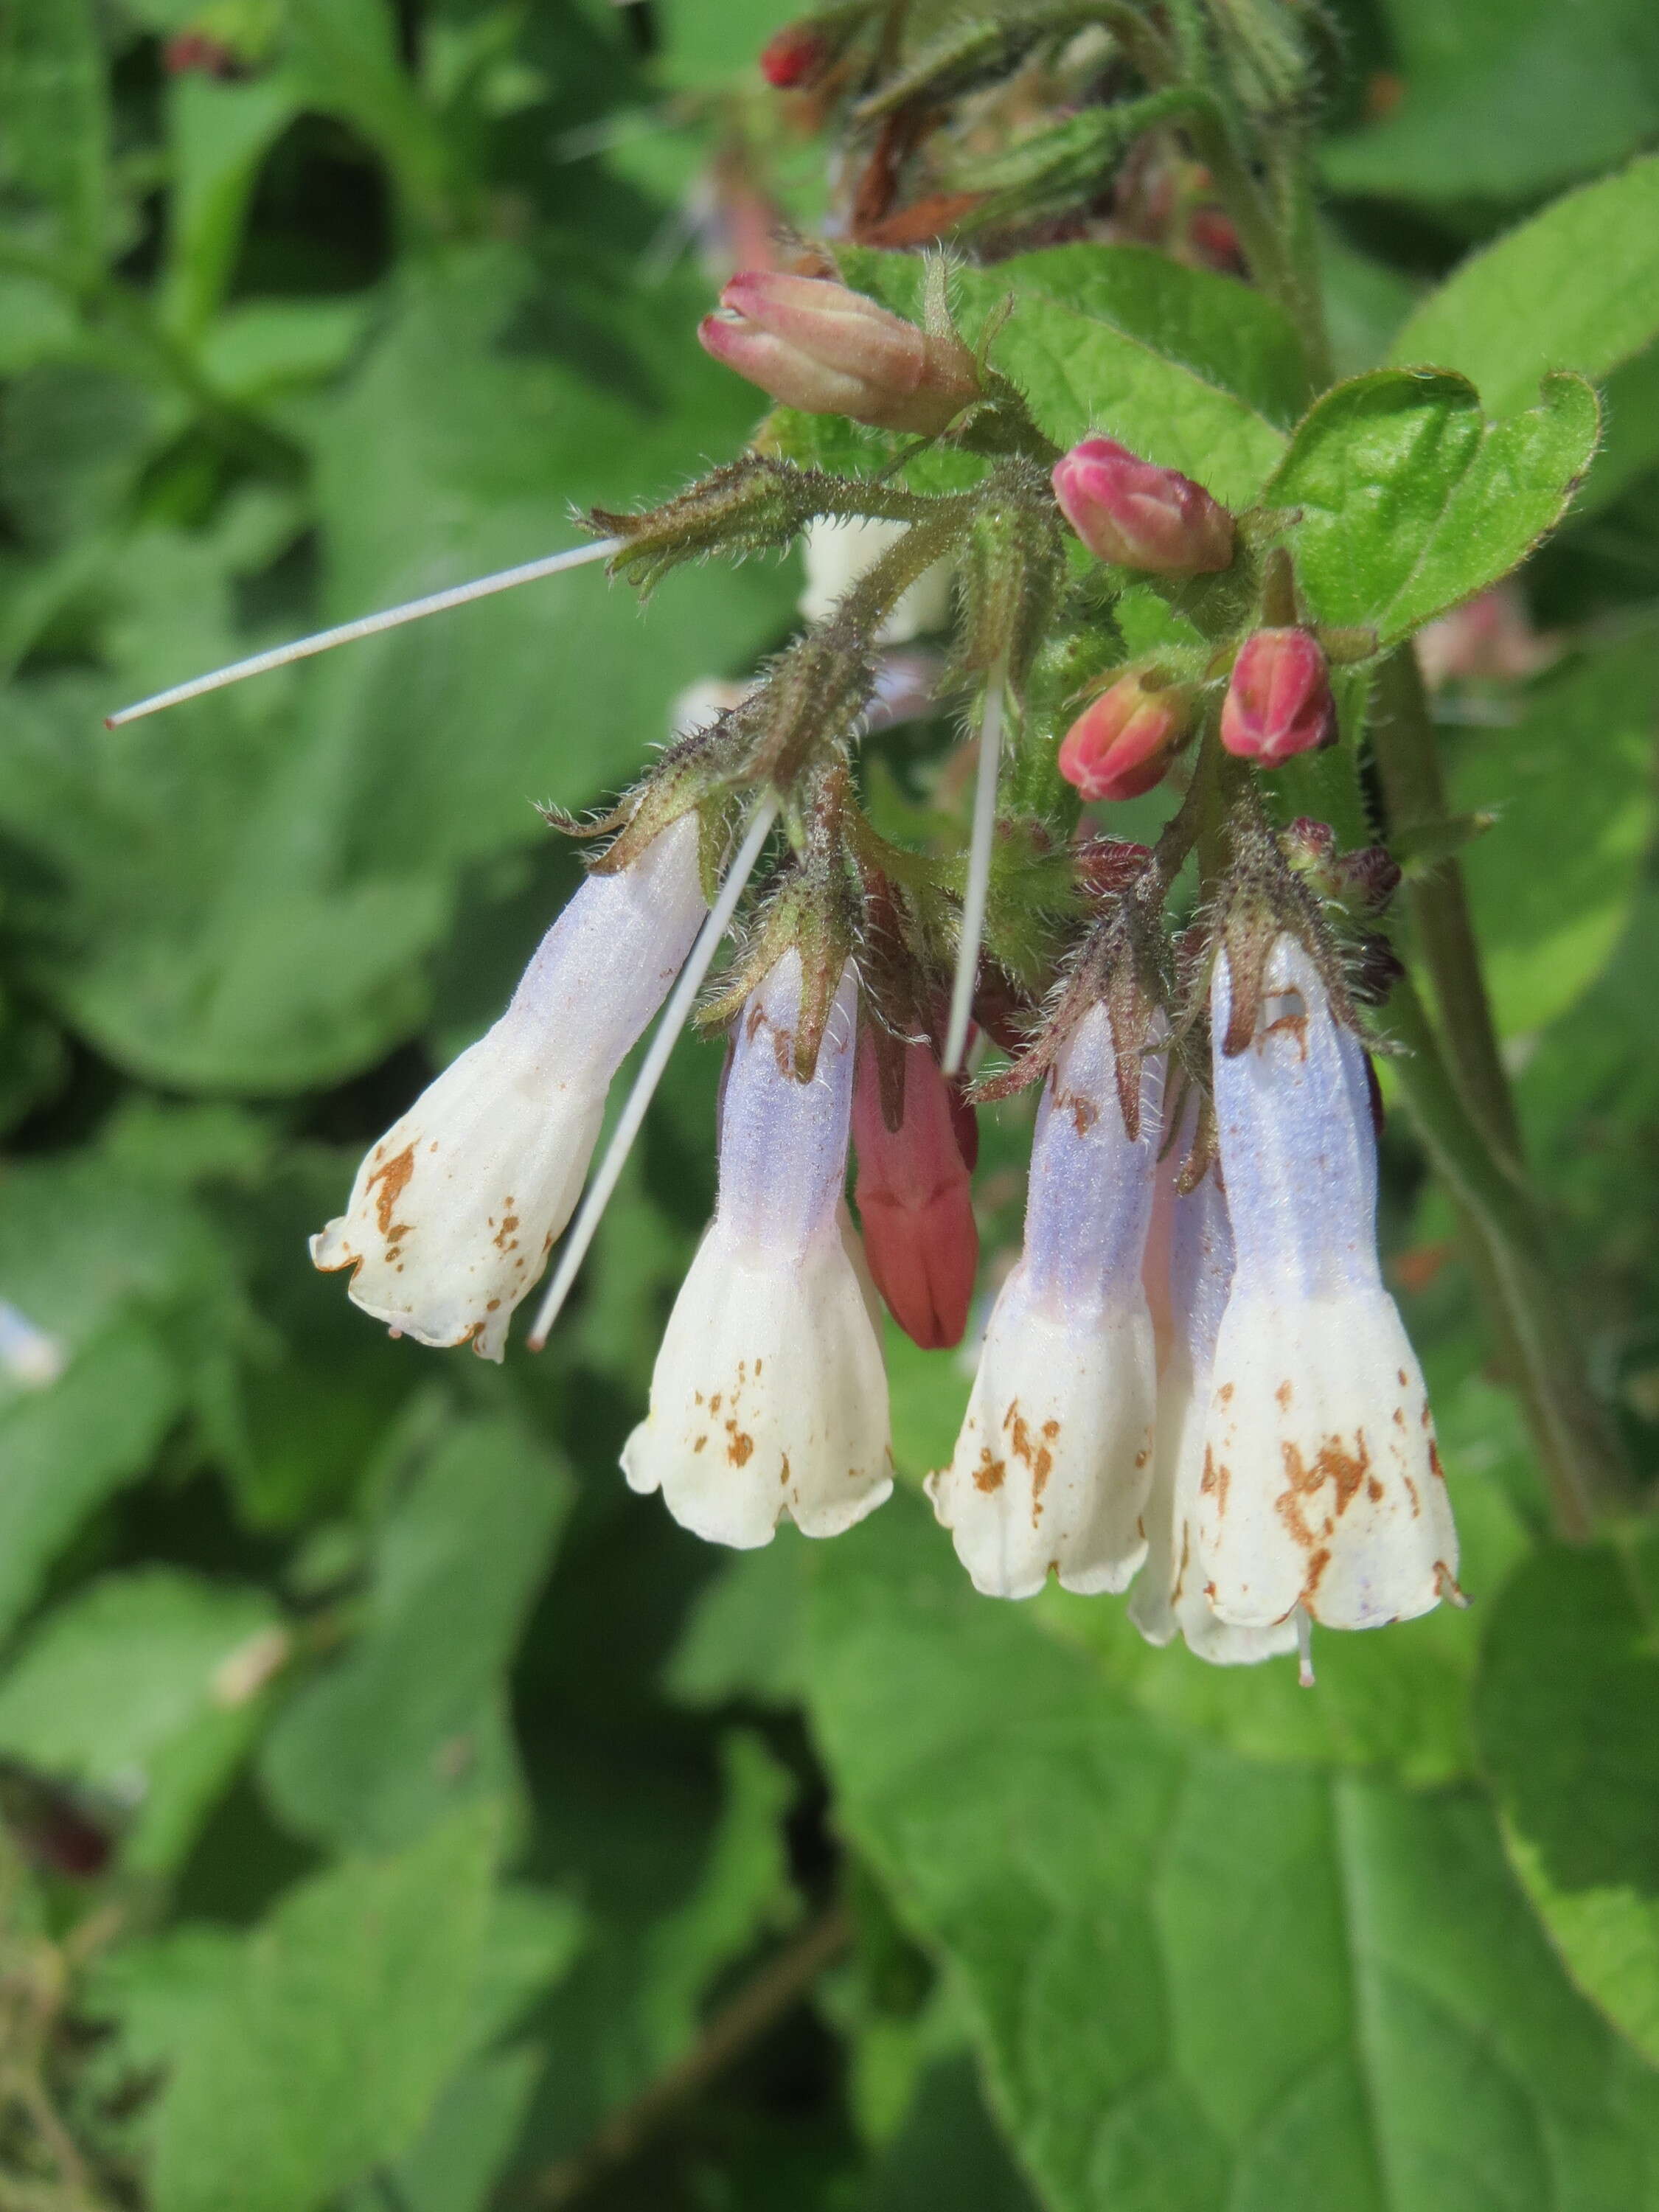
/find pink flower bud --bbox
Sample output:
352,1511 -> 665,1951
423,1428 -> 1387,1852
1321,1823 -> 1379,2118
852,1040 -> 979,1350
698,272 -> 978,435
1051,437 -> 1234,575
760,22 -> 830,86
1058,675 -> 1188,802
1220,628 -> 1336,765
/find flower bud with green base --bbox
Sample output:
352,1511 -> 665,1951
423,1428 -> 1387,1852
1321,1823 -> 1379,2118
700,272 -> 980,434
1221,627 -> 1336,765
1058,671 -> 1191,801
1052,437 -> 1235,575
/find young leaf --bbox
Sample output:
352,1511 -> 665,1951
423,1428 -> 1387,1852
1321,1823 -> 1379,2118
1388,155 -> 1659,420
1264,368 -> 1599,644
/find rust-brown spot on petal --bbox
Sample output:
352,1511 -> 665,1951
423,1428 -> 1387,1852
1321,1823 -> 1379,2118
1200,1447 -> 1230,1517
1276,1432 -> 1371,1549
728,1431 -> 754,1466
1276,1380 -> 1293,1411
972,1448 -> 1006,1494
366,1144 -> 417,1239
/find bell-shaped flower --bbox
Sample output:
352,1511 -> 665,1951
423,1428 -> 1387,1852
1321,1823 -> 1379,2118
622,954 -> 893,1548
1197,937 -> 1459,1630
312,815 -> 706,1360
1130,1146 -> 1298,1666
852,1036 -> 978,1349
928,1004 -> 1162,1598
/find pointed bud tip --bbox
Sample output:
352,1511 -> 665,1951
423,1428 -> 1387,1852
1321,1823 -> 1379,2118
1051,437 -> 1234,576
1221,628 -> 1335,766
1059,675 -> 1189,802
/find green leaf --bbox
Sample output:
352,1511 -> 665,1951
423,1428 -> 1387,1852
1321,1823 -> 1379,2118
1323,0 -> 1659,208
1450,628 -> 1659,1035
150,1803 -> 501,2212
0,1325 -> 178,1642
2,248 -> 796,1093
1476,1539 -> 1659,2067
805,1498 -> 1659,2211
0,0 -> 111,276
1264,368 -> 1599,644
260,1411 -> 572,1851
0,1569 -> 280,1872
1389,156 -> 1659,421
159,72 -> 302,340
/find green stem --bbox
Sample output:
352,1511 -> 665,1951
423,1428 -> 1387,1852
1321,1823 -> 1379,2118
1368,648 -> 1522,1165
1354,653 -> 1635,1528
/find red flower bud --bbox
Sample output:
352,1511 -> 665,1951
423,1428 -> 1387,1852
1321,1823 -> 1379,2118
760,22 -> 830,86
852,1040 -> 978,1350
1220,627 -> 1336,765
1058,675 -> 1189,802
1051,437 -> 1234,575
698,272 -> 978,435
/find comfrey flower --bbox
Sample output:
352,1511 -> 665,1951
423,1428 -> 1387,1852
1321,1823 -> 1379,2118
1130,1137 -> 1298,1664
622,953 -> 894,1547
312,815 -> 707,1360
1197,937 -> 1459,1630
928,1002 -> 1161,1598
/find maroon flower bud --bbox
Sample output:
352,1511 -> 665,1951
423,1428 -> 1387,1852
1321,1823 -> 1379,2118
1051,437 -> 1234,575
852,1040 -> 979,1349
1220,627 -> 1336,765
760,21 -> 830,86
698,272 -> 978,435
1058,675 -> 1189,802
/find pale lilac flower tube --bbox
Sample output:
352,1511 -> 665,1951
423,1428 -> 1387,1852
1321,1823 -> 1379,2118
1129,1141 -> 1298,1665
621,953 -> 893,1548
1197,936 -> 1459,1629
928,1004 -> 1161,1598
312,815 -> 706,1360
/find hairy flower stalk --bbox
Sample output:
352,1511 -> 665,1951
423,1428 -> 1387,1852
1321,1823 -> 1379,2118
928,1004 -> 1162,1598
311,815 -> 706,1360
1197,937 -> 1461,1629
1130,1129 -> 1298,1664
622,953 -> 894,1546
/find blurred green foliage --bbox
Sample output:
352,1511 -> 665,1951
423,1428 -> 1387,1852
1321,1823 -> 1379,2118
0,2 -> 1656,2208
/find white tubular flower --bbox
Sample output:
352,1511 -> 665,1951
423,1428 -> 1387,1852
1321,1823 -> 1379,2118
621,954 -> 893,1548
1197,936 -> 1459,1630
312,815 -> 707,1360
927,1004 -> 1162,1599
799,518 -> 953,644
1129,1150 -> 1298,1666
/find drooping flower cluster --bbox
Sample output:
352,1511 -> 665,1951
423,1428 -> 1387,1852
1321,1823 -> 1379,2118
105,252 -> 1466,1676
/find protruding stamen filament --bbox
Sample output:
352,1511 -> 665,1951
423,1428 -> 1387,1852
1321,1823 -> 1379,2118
943,664 -> 1005,1076
1295,1607 -> 1315,1688
105,538 -> 623,727
527,793 -> 782,1348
